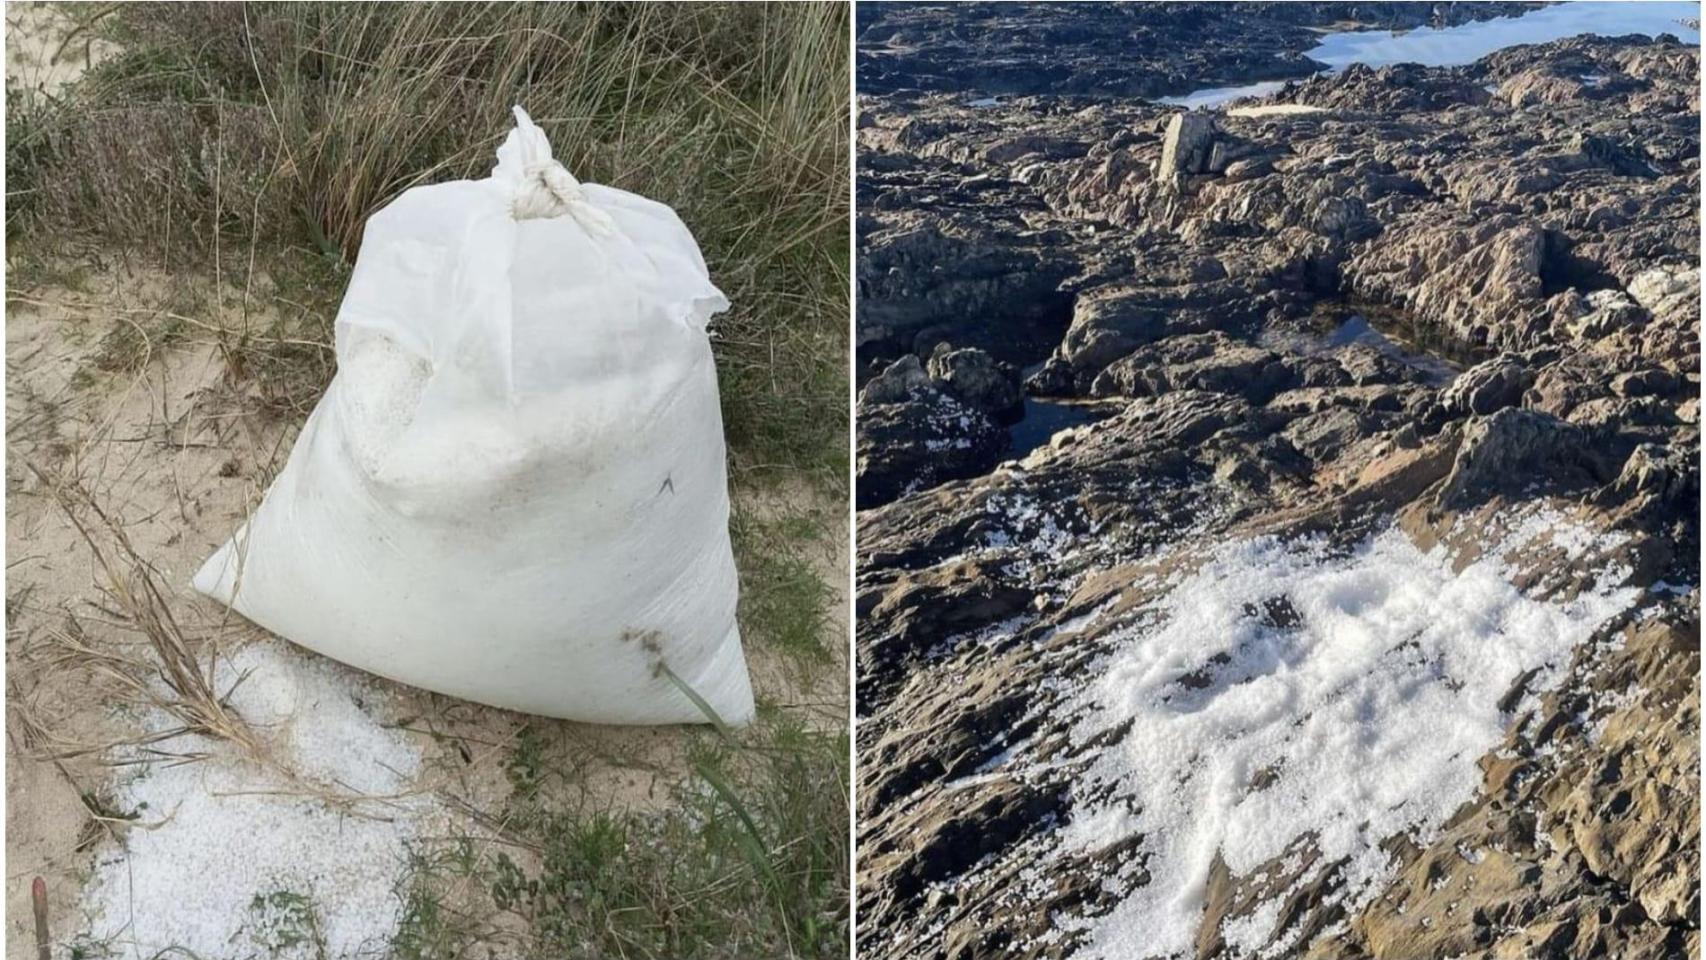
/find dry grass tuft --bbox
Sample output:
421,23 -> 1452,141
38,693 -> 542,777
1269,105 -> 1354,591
18,465 -> 259,764
10,0 -> 849,481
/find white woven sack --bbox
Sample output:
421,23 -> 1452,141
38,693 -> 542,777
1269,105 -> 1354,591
194,107 -> 753,725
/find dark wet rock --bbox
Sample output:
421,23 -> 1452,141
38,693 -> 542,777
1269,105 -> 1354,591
1443,354 -> 1536,417
1160,111 -> 1218,186
1346,216 -> 1554,351
857,385 -> 1008,510
928,345 -> 1024,423
858,12 -> 1698,959
1053,280 -> 1294,390
857,217 -> 1078,366
1439,408 -> 1612,507
1024,355 -> 1076,397
1089,332 -> 1294,402
1331,343 -> 1432,387
859,353 -> 933,404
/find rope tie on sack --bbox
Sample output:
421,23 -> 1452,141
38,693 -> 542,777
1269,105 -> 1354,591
513,159 -> 616,235
503,106 -> 615,236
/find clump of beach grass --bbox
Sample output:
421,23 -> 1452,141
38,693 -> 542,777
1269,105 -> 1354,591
9,0 -> 849,484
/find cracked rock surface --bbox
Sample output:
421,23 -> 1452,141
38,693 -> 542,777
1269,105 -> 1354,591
856,7 -> 1698,959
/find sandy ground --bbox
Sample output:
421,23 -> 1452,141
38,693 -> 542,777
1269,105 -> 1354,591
1226,103 -> 1330,117
3,259 -> 848,958
4,1 -> 118,99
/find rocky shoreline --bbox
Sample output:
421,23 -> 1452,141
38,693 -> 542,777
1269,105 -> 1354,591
856,9 -> 1698,959
856,2 -> 1543,99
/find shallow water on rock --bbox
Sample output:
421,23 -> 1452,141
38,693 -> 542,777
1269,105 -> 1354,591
1260,313 -> 1468,386
1160,80 -> 1290,109
1008,396 -> 1106,456
1161,1 -> 1701,108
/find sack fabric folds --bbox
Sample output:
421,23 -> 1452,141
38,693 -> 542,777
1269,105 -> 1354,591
194,107 -> 754,726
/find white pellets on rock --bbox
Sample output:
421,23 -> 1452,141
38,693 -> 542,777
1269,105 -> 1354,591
1056,515 -> 1641,959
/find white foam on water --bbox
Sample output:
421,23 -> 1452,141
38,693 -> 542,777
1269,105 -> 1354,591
78,642 -> 430,958
1054,517 -> 1640,959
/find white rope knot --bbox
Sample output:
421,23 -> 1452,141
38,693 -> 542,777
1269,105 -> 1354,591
512,159 -> 616,236
497,107 -> 618,236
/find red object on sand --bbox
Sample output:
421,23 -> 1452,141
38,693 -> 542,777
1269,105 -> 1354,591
32,877 -> 49,960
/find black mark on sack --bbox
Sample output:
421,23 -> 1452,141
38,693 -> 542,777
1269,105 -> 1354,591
621,628 -> 669,677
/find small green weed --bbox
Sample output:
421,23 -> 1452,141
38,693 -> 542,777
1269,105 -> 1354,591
246,888 -> 326,959
504,724 -> 549,802
732,506 -> 833,661
395,714 -> 847,959
391,843 -> 487,960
